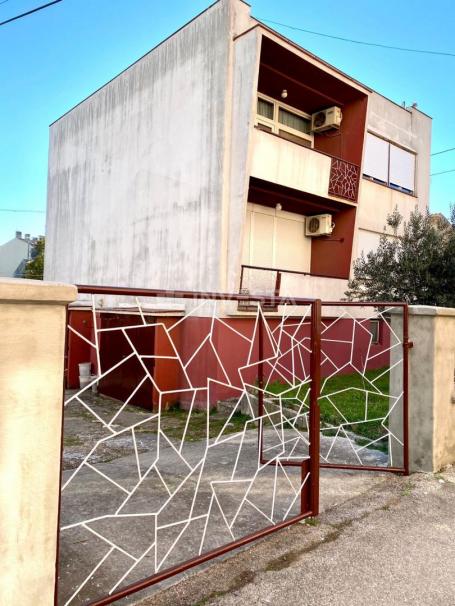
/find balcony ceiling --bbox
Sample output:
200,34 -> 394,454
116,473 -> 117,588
258,36 -> 366,114
248,177 -> 354,216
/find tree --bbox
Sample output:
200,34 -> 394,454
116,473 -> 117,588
345,206 -> 455,306
24,237 -> 45,280
437,205 -> 455,307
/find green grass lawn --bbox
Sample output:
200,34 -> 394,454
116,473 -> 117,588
265,367 -> 391,446
69,367 -> 392,452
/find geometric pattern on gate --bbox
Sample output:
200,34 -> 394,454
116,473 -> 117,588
318,306 -> 404,467
60,298 -> 314,605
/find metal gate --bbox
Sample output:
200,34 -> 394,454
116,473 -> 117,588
56,286 -> 409,605
317,302 -> 410,474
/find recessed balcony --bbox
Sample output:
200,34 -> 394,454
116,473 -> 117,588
250,128 -> 360,203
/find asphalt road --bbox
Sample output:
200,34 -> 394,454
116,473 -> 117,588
136,468 -> 455,606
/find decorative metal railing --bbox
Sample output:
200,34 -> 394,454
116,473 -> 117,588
57,287 -> 320,606
253,127 -> 361,203
328,157 -> 360,202
317,302 -> 410,472
57,285 -> 409,605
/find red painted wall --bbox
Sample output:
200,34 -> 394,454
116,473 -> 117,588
67,310 -> 94,388
68,312 -> 391,410
97,315 -> 155,409
314,97 -> 368,168
310,206 -> 356,279
152,317 -> 187,409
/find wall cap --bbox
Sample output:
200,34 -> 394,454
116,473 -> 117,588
0,278 -> 77,304
407,305 -> 455,318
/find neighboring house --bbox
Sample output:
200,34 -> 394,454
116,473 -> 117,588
0,231 -> 34,278
44,0 -> 431,301
43,0 -> 431,404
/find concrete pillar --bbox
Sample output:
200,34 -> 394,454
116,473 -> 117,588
0,278 -> 77,605
391,306 -> 455,472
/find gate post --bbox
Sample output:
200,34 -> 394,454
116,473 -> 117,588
0,278 -> 76,606
309,299 -> 321,515
391,305 -> 455,472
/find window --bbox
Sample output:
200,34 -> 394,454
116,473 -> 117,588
363,133 -> 416,194
363,134 -> 389,184
356,229 -> 382,257
242,203 -> 311,273
257,97 -> 274,120
256,94 -> 313,147
278,108 -> 311,134
369,319 -> 380,344
389,144 -> 415,192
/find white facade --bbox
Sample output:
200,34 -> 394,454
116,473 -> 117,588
46,0 -> 243,292
45,0 -> 431,302
0,233 -> 32,278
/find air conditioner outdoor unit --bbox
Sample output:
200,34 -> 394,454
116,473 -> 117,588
311,106 -> 342,132
305,214 -> 334,236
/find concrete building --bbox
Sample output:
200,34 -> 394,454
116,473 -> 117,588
44,0 -> 431,302
0,232 -> 34,278
44,0 -> 432,406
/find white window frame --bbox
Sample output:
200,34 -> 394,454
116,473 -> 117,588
255,93 -> 314,147
363,132 -> 417,195
369,319 -> 380,345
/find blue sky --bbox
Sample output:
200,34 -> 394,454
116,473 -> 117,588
1,0 -> 454,244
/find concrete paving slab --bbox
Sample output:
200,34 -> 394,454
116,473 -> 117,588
59,392 -> 389,605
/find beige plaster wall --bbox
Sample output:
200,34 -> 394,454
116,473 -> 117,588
0,278 -> 76,605
391,306 -> 455,472
432,312 -> 455,469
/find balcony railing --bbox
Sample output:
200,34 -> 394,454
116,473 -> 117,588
238,265 -> 281,311
328,157 -> 360,202
238,264 -> 348,309
251,128 -> 360,203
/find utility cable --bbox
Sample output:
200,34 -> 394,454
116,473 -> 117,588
259,18 -> 455,58
0,0 -> 62,27
431,147 -> 455,156
431,168 -> 455,176
0,208 -> 45,213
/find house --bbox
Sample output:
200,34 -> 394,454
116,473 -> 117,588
0,232 -> 34,278
43,0 -> 431,405
44,0 -> 431,300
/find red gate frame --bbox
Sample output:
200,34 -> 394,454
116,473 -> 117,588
318,301 -> 411,475
55,286 -> 321,606
257,301 -> 411,476
56,287 -> 410,605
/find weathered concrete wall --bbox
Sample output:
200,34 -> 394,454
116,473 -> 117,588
391,306 -> 455,472
356,179 -> 424,253
281,273 -> 348,302
45,0 -> 432,304
226,27 -> 260,293
0,278 -> 76,605
46,1 -> 234,292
